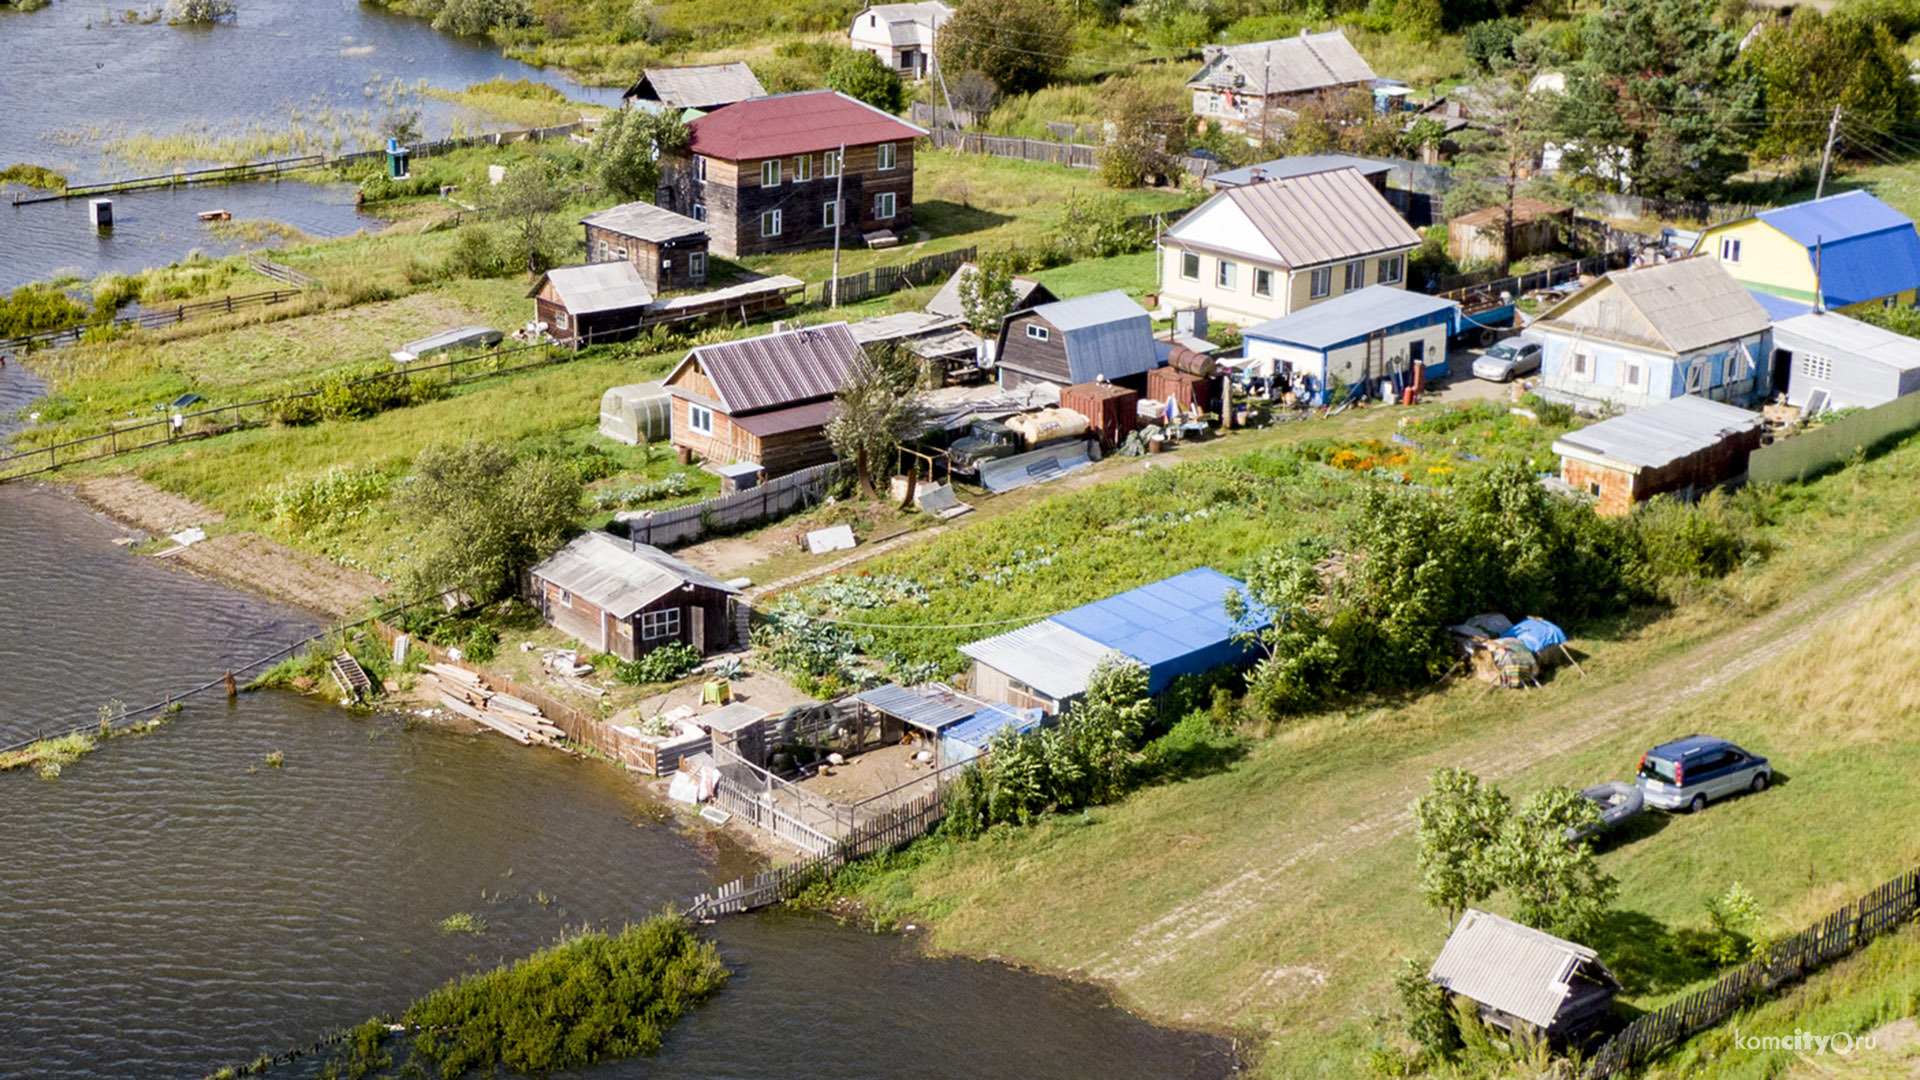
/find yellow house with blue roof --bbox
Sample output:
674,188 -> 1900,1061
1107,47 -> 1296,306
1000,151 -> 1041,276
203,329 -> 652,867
1691,190 -> 1920,314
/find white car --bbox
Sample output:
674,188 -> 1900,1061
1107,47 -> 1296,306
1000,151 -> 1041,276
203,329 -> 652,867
1472,337 -> 1543,382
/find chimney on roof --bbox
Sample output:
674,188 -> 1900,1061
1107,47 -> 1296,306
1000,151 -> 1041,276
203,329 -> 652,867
1202,44 -> 1224,62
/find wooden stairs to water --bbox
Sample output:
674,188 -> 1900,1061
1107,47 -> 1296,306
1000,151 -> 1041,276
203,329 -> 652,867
330,652 -> 374,701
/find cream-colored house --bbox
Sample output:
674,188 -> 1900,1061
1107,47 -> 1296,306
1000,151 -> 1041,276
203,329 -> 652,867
1156,167 -> 1421,327
848,2 -> 953,79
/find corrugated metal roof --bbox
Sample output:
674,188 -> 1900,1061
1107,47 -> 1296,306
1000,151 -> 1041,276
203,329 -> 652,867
533,262 -> 654,315
855,683 -> 984,732
943,703 -> 1043,748
672,321 -> 864,414
1207,154 -> 1390,188
1002,290 -> 1158,385
1429,910 -> 1616,1031
687,90 -> 926,161
1542,258 -> 1769,355
1752,191 -> 1920,306
1552,395 -> 1763,471
580,201 -> 708,244
1171,168 -> 1420,269
700,702 -> 769,733
530,532 -> 739,619
623,62 -> 766,110
1050,568 -> 1269,672
849,310 -> 960,344
1758,189 -> 1913,246
959,621 -> 1117,702
1244,285 -> 1458,351
925,264 -> 1055,321
1748,288 -> 1812,321
730,398 -> 839,437
1773,312 -> 1920,374
1188,31 -> 1375,94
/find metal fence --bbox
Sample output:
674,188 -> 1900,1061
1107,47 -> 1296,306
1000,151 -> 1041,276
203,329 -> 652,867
1750,392 -> 1920,485
0,288 -> 306,354
1436,247 -> 1640,301
815,245 -> 977,305
618,461 -> 839,548
1585,866 -> 1920,1078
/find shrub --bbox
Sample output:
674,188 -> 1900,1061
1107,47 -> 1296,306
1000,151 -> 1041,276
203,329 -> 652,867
249,465 -> 393,533
0,283 -> 87,339
462,625 -> 500,663
165,0 -> 234,22
1393,956 -> 1461,1059
1633,492 -> 1752,582
445,226 -> 515,278
616,641 -> 701,685
1050,192 -> 1156,259
400,441 -> 584,604
1463,17 -> 1521,71
432,0 -> 533,35
826,49 -> 907,113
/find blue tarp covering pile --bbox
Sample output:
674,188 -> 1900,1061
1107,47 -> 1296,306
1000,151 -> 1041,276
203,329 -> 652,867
1501,617 -> 1567,654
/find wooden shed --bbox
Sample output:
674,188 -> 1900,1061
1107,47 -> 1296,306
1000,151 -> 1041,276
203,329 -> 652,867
580,201 -> 710,294
529,532 -> 741,660
1551,395 -> 1765,516
1448,197 -> 1572,266
1060,381 -> 1138,450
663,321 -> 863,477
1428,909 -> 1620,1043
528,262 -> 654,350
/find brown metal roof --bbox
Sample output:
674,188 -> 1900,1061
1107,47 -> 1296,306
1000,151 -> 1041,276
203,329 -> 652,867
687,90 -> 926,161
1182,168 -> 1420,269
670,321 -> 864,414
1450,197 -> 1571,229
730,399 -> 840,437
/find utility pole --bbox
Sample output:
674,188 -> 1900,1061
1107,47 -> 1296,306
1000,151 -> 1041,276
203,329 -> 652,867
1258,46 -> 1273,148
1816,104 -> 1842,201
931,19 -> 959,130
830,142 -> 847,308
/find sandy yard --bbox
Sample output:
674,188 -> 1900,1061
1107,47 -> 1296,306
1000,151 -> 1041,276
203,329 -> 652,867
70,475 -> 224,535
792,739 -> 946,804
611,666 -> 818,725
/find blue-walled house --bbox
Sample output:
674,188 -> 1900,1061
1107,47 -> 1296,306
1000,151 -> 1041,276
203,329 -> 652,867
1532,257 -> 1773,412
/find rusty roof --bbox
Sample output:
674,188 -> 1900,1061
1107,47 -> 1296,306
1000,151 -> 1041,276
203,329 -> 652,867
687,90 -> 926,161
1450,197 -> 1571,229
1167,167 -> 1420,269
668,321 -> 865,414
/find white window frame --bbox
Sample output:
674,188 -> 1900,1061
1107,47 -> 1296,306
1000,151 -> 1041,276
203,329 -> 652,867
689,404 -> 714,434
1621,359 -> 1647,392
1720,237 -> 1742,263
823,200 -> 839,229
1343,260 -> 1365,292
1377,254 -> 1404,285
1727,348 -> 1747,381
554,310 -> 570,331
614,246 -> 628,261
877,142 -> 897,171
794,154 -> 812,182
760,209 -> 782,238
1570,350 -> 1592,381
692,203 -> 707,222
1253,267 -> 1274,297
1027,324 -> 1050,341
1207,94 -> 1221,116
1180,251 -> 1200,280
761,159 -> 781,187
1310,266 -> 1332,299
1216,259 -> 1238,290
824,150 -> 842,178
640,607 -> 681,642
689,251 -> 707,279
596,240 -> 609,261
1801,354 -> 1833,381
556,587 -> 573,609
875,191 -> 896,220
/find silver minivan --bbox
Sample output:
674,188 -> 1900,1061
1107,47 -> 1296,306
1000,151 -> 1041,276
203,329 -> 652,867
1637,735 -> 1772,813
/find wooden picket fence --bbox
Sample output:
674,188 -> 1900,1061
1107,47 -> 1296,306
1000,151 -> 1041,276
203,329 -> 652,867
815,245 -> 977,306
1584,866 -> 1920,1078
925,127 -> 1098,169
617,461 -> 839,548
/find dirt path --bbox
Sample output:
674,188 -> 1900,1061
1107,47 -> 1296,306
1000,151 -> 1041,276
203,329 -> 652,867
1089,523 -> 1920,985
66,475 -> 386,621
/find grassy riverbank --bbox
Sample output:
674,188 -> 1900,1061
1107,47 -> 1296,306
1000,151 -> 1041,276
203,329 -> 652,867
804,431 -> 1920,1078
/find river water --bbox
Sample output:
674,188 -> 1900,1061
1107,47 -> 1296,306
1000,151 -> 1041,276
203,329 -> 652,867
0,360 -> 1227,1076
0,0 -> 625,290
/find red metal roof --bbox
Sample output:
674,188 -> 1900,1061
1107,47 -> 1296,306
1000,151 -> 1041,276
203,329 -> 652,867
687,90 -> 926,161
671,321 -> 865,414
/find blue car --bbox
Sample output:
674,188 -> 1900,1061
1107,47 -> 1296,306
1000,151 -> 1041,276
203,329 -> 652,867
1636,735 -> 1772,813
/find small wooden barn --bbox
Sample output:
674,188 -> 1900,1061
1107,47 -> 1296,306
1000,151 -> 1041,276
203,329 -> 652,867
994,290 -> 1159,392
1428,909 -> 1620,1043
529,262 -> 654,350
663,321 -> 864,476
1448,197 -> 1572,266
1551,395 -> 1765,516
529,532 -> 742,660
580,201 -> 711,294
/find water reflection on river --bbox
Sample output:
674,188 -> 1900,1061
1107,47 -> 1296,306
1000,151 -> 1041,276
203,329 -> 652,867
0,477 -> 1229,1079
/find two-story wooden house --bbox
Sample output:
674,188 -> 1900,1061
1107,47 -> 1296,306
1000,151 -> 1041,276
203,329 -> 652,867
655,90 -> 927,258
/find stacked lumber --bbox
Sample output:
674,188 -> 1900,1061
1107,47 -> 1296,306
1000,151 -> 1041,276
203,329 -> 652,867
423,664 -> 566,746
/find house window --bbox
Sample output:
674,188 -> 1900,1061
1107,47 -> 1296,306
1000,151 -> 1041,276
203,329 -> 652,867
614,246 -> 628,261
1027,324 -> 1050,341
761,209 -> 782,237
689,251 -> 706,278
693,203 -> 707,222
596,240 -> 609,261
689,404 -> 714,434
554,310 -> 570,331
1801,354 -> 1833,381
694,157 -> 706,181
1622,360 -> 1646,391
878,142 -> 897,171
1343,260 -> 1365,292
823,200 -> 839,229
1254,267 -> 1274,297
1216,259 -> 1238,289
556,587 -> 573,609
761,159 -> 781,187
795,154 -> 812,182
1685,361 -> 1706,393
1180,251 -> 1200,280
1207,94 -> 1221,116
1720,237 -> 1741,263
1377,254 -> 1404,285
1310,266 -> 1332,298
1570,351 -> 1592,380
640,608 -> 682,641
824,150 -> 842,178
875,191 -> 896,219
1728,349 -> 1747,381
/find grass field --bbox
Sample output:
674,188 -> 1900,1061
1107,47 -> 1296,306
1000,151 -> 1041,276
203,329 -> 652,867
816,429 -> 1920,1079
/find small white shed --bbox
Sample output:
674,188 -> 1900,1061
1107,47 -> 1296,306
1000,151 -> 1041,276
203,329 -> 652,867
1769,311 -> 1920,413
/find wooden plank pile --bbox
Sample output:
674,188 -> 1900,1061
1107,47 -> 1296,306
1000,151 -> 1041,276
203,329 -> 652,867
423,663 -> 566,746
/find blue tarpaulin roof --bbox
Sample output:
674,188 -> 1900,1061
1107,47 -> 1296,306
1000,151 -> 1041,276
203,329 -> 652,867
1501,618 -> 1567,654
1748,289 -> 1812,322
1048,567 -> 1271,693
942,704 -> 1043,749
1754,191 -> 1920,308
